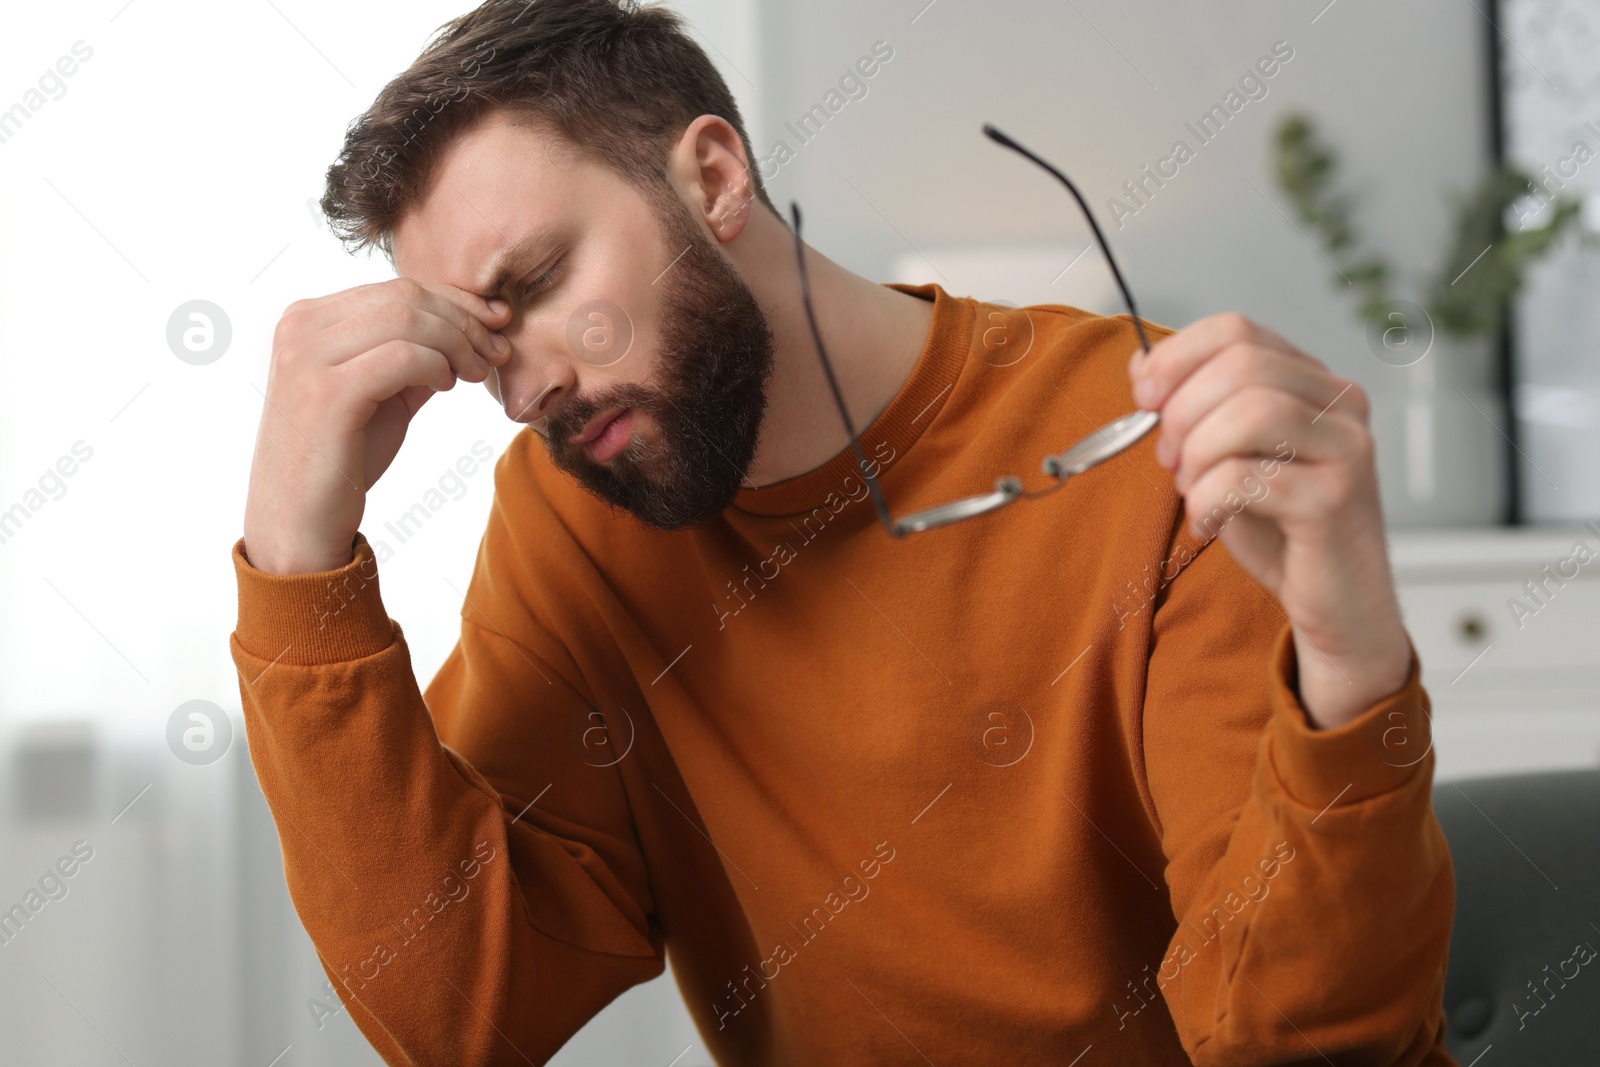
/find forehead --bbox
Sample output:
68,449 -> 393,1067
390,113 -> 604,289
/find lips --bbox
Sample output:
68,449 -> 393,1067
570,406 -> 626,446
572,407 -> 633,462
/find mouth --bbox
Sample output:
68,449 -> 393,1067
571,407 -> 634,462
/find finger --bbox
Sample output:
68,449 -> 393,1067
318,298 -> 496,384
337,339 -> 460,406
1170,385 -> 1351,495
1179,457 -> 1295,550
294,278 -> 514,367
1154,343 -> 1364,466
413,279 -> 516,366
395,382 -> 439,421
1311,375 -> 1370,426
1130,311 -> 1316,410
1180,448 -> 1367,545
285,278 -> 406,331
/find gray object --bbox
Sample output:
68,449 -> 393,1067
1042,408 -> 1160,477
1434,769 -> 1600,1062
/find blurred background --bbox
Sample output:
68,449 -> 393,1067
2,0 -> 1598,1063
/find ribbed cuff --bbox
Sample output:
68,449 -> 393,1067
231,532 -> 394,666
1266,621 -> 1431,808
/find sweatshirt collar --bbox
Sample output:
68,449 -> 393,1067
730,282 -> 973,519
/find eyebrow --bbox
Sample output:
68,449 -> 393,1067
471,225 -> 561,297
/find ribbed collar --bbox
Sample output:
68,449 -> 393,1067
730,282 -> 974,518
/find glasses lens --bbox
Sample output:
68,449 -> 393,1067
892,478 -> 1023,534
1043,409 -> 1160,477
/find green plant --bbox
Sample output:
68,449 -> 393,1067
1272,112 -> 1584,338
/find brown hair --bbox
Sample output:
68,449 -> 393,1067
319,0 -> 776,260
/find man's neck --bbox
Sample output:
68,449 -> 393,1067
729,205 -> 936,487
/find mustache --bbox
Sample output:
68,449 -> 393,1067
547,384 -> 658,445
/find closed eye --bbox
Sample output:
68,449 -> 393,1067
515,255 -> 566,305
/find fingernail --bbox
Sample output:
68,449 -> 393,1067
491,333 -> 508,355
1134,378 -> 1159,407
488,299 -> 508,315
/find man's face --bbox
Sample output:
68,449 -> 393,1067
391,114 -> 775,529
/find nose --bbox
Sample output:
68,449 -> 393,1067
505,380 -> 560,426
487,335 -> 576,429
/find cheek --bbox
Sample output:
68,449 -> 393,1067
598,220 -> 684,375
608,278 -> 666,383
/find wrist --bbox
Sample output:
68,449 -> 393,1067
241,532 -> 356,576
1292,625 -> 1413,730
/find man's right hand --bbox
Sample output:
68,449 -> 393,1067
242,277 -> 514,576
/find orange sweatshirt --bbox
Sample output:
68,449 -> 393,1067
230,282 -> 1457,1066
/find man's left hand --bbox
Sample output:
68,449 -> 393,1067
1128,311 -> 1413,730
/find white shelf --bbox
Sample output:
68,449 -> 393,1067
1387,522 -> 1600,579
1382,523 -> 1600,781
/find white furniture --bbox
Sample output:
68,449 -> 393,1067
1389,524 -> 1600,782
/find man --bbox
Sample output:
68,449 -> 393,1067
230,1 -> 1456,1064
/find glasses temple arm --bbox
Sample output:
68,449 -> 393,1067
980,123 -> 1152,354
787,202 -> 904,535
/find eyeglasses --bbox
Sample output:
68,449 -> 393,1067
789,122 -> 1159,537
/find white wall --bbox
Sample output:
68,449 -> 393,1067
754,0 -> 1492,392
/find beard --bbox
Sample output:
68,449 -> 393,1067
541,192 -> 776,530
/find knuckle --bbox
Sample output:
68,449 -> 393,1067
1241,381 -> 1287,419
447,328 -> 477,359
273,304 -> 307,343
1347,422 -> 1376,467
272,342 -> 301,369
1216,310 -> 1253,339
1325,377 -> 1371,424
381,300 -> 417,331
1174,432 -> 1199,473
1325,467 -> 1356,509
1274,386 -> 1306,421
420,344 -> 455,384
1255,340 -> 1285,369
1346,380 -> 1371,417
1234,343 -> 1276,381
1227,456 -> 1258,487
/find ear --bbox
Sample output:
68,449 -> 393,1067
668,114 -> 757,243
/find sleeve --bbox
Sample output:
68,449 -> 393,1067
228,514 -> 664,1065
1139,529 -> 1454,1066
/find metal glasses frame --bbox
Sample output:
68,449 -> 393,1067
789,122 -> 1159,537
